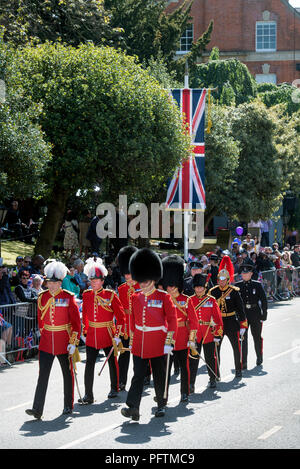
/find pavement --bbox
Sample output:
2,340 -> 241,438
1,298 -> 300,450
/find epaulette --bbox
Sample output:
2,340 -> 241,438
229,285 -> 240,292
205,293 -> 215,299
208,285 -> 219,293
82,288 -> 92,294
118,282 -> 127,289
63,289 -> 75,296
38,289 -> 49,296
104,288 -> 115,295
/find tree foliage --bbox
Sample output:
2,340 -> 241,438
257,82 -> 300,116
204,100 -> 296,225
190,56 -> 257,106
7,41 -> 191,255
0,0 -> 123,47
104,0 -> 193,65
0,30 -> 51,200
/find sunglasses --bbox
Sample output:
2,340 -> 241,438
21,275 -> 30,279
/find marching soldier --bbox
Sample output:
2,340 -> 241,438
209,256 -> 248,378
189,273 -> 223,391
162,255 -> 198,403
235,264 -> 268,368
121,248 -> 177,421
117,246 -> 140,391
26,261 -> 81,419
80,259 -> 125,403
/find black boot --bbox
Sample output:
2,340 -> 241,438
25,408 -> 42,420
78,395 -> 94,405
121,407 -> 140,421
256,356 -> 263,366
155,407 -> 166,417
180,393 -> 189,402
62,406 -> 73,415
108,389 -> 118,398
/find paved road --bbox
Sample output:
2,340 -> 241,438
1,298 -> 300,450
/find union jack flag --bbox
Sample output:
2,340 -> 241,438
24,331 -> 33,349
166,88 -> 206,211
0,312 -> 4,326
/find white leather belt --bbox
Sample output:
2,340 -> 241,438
135,324 -> 167,333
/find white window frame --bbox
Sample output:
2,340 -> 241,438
256,21 -> 277,52
255,74 -> 277,84
177,24 -> 194,54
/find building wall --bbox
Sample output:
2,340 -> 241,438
167,0 -> 300,83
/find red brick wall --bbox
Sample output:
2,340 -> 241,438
167,0 -> 300,83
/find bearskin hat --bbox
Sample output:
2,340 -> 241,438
193,273 -> 209,288
162,255 -> 184,292
117,246 -> 138,276
129,248 -> 162,283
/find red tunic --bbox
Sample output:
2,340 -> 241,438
171,293 -> 198,351
82,288 -> 125,349
130,288 -> 178,359
118,281 -> 140,338
38,289 -> 81,355
190,294 -> 223,344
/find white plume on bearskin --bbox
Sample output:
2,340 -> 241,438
44,261 -> 68,281
84,257 -> 107,279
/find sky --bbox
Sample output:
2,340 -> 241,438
289,0 -> 300,7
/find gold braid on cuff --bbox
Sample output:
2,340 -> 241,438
165,331 -> 175,346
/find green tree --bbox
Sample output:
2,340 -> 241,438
258,82 -> 300,116
0,0 -> 122,47
203,100 -> 296,226
226,100 -> 288,221
104,0 -> 193,66
7,42 -> 191,257
190,57 -> 257,106
0,30 -> 51,200
204,103 -> 240,228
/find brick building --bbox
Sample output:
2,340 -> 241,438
167,0 -> 300,84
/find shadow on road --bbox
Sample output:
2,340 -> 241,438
20,414 -> 72,437
115,403 -> 194,445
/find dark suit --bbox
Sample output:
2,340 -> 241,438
235,279 -> 268,366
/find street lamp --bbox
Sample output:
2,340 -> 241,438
0,205 -> 7,258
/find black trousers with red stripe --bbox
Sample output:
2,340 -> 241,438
189,340 -> 218,386
32,350 -> 74,415
126,355 -> 166,410
167,348 -> 189,395
84,345 -> 119,398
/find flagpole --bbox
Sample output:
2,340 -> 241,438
183,61 -> 190,262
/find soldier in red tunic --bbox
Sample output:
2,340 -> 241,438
25,261 -> 81,419
79,260 -> 125,403
117,246 -> 140,391
162,255 -> 198,403
121,249 -> 178,421
189,273 -> 223,391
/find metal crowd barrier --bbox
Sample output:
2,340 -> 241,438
0,302 -> 39,366
234,266 -> 300,302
